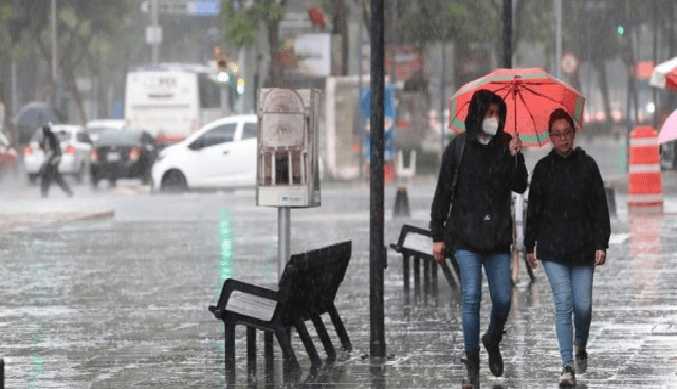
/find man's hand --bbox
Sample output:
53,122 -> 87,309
433,241 -> 445,265
594,249 -> 606,266
526,252 -> 537,269
509,137 -> 523,156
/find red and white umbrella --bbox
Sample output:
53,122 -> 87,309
448,68 -> 585,147
650,56 -> 677,90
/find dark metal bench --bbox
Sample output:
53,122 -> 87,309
390,225 -> 460,302
208,240 -> 352,384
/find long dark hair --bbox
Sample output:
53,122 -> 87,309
464,89 -> 507,137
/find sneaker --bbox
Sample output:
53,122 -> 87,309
575,346 -> 588,373
559,365 -> 575,388
481,331 -> 504,377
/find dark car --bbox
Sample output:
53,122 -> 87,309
90,129 -> 157,187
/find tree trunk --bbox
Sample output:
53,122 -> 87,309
268,19 -> 281,87
595,60 -> 612,125
62,66 -> 88,124
335,0 -> 348,75
267,0 -> 287,87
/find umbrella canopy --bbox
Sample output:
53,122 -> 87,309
448,68 -> 585,147
650,56 -> 677,90
12,101 -> 60,127
12,101 -> 61,145
658,109 -> 677,144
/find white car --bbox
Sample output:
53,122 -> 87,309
23,125 -> 93,184
85,119 -> 127,143
152,114 -> 258,191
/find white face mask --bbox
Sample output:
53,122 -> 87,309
482,117 -> 499,136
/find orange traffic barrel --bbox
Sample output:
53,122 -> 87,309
627,126 -> 663,208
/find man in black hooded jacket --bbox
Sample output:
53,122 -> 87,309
431,89 -> 528,388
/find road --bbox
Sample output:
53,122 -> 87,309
0,140 -> 677,388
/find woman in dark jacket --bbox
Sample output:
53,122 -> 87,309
431,89 -> 528,388
525,108 -> 610,388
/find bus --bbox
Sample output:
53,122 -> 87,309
124,63 -> 222,146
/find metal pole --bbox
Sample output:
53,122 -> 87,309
11,61 -> 16,116
369,0 -> 386,359
653,0 -> 658,129
389,0 -> 397,85
220,85 -> 229,117
238,47 -> 245,113
555,0 -> 562,79
439,42 -> 447,155
502,0 -> 512,69
51,0 -> 57,106
669,0 -> 675,112
358,0 -> 364,181
151,0 -> 159,64
277,208 -> 290,280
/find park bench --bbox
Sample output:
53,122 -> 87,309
208,240 -> 352,383
390,224 -> 460,301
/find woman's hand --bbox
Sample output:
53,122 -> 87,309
526,252 -> 538,269
433,242 -> 445,265
509,137 -> 523,156
594,249 -> 606,266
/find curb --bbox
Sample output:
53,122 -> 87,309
0,209 -> 115,233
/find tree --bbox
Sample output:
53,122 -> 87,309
0,1 -> 134,127
221,0 -> 288,87
354,0 -> 498,88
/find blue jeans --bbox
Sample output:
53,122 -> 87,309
541,260 -> 594,366
455,249 -> 512,352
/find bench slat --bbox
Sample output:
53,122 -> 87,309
402,232 -> 434,256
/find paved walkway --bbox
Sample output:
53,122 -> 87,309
0,178 -> 676,388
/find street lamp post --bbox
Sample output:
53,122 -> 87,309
151,0 -> 159,64
51,0 -> 58,109
369,0 -> 386,360
555,0 -> 562,79
502,0 -> 512,69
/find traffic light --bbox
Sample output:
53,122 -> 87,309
617,24 -> 625,36
236,78 -> 245,95
218,56 -> 228,72
216,54 -> 230,84
217,71 -> 230,83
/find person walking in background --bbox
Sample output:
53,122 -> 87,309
431,89 -> 528,388
525,108 -> 610,388
39,124 -> 73,198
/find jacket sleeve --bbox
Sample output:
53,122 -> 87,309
524,162 -> 543,254
587,159 -> 611,251
509,153 -> 528,194
430,140 -> 457,242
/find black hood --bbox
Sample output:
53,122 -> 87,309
464,89 -> 508,139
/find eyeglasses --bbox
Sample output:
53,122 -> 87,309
550,130 -> 574,140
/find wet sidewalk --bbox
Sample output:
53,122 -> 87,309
0,183 -> 676,388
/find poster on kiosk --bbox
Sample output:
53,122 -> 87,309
257,88 -> 321,208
